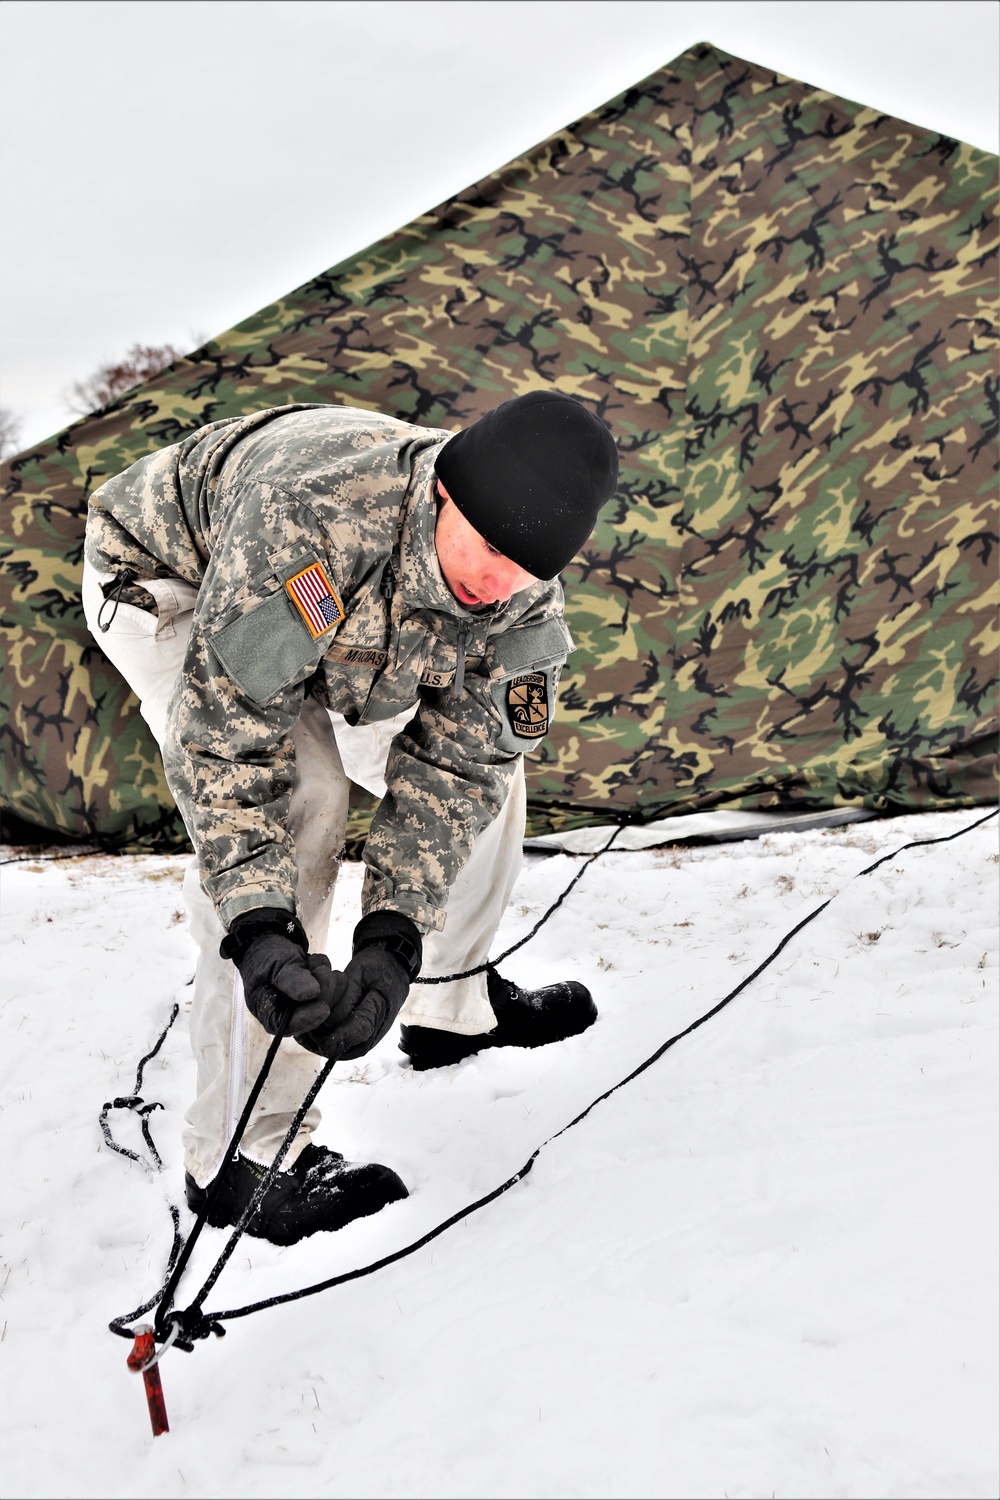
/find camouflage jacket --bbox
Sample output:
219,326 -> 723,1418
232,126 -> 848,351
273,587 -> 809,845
85,404 -> 572,932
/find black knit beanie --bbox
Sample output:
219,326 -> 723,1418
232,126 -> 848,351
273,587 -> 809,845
434,391 -> 618,580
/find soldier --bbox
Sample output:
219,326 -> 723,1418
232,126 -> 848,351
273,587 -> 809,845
82,392 -> 618,1246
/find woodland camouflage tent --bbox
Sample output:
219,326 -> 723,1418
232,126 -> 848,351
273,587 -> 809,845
2,42 -> 998,850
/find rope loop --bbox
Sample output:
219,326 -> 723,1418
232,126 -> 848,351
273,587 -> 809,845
99,1003 -> 179,1172
96,567 -> 137,632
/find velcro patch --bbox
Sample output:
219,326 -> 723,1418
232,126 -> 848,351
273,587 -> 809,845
506,673 -> 549,738
286,563 -> 344,639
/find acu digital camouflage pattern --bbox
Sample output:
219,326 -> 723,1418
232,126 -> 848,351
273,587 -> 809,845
85,404 -> 568,928
2,42 -> 997,849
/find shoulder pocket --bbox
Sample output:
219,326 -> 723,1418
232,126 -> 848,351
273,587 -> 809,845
485,616 -> 573,681
483,616 -> 573,756
209,590 -> 321,706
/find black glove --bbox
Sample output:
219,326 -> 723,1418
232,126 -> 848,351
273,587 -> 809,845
297,911 -> 422,1062
220,908 -> 338,1037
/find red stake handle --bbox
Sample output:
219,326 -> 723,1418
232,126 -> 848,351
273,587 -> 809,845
127,1325 -> 170,1436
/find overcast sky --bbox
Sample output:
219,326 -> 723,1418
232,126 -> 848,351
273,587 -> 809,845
2,0 -> 997,451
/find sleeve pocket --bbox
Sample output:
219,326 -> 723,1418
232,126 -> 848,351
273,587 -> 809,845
483,615 -> 572,756
209,590 -> 320,706
485,616 -> 573,680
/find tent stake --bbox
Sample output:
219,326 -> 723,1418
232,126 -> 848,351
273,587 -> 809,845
127,1324 -> 170,1436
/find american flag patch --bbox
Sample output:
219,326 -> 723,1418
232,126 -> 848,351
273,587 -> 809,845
285,563 -> 344,639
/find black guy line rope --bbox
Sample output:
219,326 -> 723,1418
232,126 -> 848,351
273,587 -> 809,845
413,822 -> 626,983
106,804 -> 998,1349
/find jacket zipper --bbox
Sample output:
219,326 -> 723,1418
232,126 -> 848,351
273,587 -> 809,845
356,554 -> 399,723
452,626 -> 469,698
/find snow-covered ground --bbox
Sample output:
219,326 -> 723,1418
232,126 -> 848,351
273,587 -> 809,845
1,808 -> 997,1499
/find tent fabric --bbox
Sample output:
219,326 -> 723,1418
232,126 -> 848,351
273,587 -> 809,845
2,42 -> 997,850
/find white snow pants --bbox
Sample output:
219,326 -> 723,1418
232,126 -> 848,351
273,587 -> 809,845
82,561 -> 525,1185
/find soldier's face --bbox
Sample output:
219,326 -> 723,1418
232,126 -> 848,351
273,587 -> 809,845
434,485 -> 539,607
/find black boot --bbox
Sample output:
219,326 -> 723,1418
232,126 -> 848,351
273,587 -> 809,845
185,1143 -> 408,1246
399,969 -> 597,1070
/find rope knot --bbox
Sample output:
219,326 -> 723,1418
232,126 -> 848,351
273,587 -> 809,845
155,1306 -> 226,1350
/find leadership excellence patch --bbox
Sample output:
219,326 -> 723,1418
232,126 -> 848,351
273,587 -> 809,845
286,563 -> 345,640
506,672 -> 549,738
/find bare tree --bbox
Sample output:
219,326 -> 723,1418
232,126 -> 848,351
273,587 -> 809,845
65,342 -> 192,417
0,408 -> 23,461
